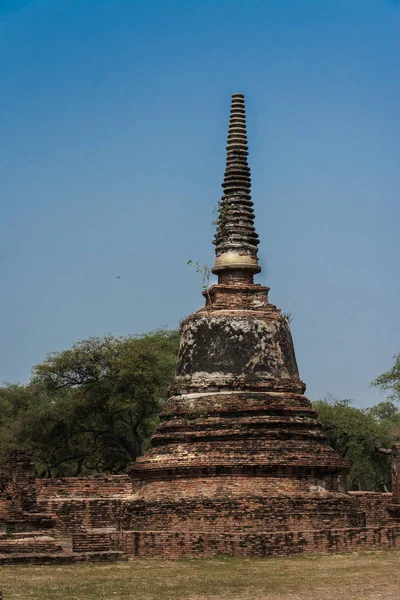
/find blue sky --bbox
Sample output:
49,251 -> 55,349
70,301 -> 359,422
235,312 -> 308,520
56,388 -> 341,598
1,0 -> 399,406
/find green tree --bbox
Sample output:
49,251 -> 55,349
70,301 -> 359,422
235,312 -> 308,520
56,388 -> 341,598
0,384 -> 32,487
0,329 -> 180,477
313,397 -> 400,491
371,353 -> 400,403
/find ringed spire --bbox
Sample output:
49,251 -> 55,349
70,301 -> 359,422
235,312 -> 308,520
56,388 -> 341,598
212,93 -> 261,280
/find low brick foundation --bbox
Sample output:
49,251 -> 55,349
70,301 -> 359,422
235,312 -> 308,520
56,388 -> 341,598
0,533 -> 62,555
3,463 -> 400,561
119,525 -> 400,559
121,493 -> 365,533
73,528 -> 120,553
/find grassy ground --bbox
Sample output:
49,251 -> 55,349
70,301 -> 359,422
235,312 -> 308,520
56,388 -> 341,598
0,551 -> 399,599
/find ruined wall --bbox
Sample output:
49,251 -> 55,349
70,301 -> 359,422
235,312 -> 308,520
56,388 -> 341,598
35,475 -> 132,534
39,498 -> 125,534
77,525 -> 400,559
132,525 -> 400,558
348,492 -> 394,527
0,453 -> 39,523
121,494 -> 364,533
36,476 -> 131,499
32,477 -> 397,536
32,475 -> 398,538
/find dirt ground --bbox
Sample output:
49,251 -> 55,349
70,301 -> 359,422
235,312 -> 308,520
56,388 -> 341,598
0,550 -> 399,599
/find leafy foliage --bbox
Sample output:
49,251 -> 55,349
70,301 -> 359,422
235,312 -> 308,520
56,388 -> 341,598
371,353 -> 400,403
0,330 -> 179,477
313,396 -> 400,491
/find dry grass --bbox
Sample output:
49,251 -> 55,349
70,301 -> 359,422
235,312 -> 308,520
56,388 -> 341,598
0,551 -> 399,599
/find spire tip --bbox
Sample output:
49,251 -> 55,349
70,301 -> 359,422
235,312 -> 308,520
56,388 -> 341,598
212,94 -> 261,281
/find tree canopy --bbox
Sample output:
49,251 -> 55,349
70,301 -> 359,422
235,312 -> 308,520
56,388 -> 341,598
371,353 -> 400,403
0,330 -> 180,477
312,396 -> 400,492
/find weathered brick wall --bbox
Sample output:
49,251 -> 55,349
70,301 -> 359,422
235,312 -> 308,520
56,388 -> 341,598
348,492 -> 394,526
36,476 -> 131,499
130,474 -> 346,501
35,475 -> 132,534
0,533 -> 62,555
13,473 -> 400,544
121,525 -> 400,559
72,528 -> 126,553
37,498 -> 125,534
121,494 -> 365,533
0,453 -> 38,517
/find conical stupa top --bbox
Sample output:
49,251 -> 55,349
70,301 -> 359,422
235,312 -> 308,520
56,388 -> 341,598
212,93 -> 261,277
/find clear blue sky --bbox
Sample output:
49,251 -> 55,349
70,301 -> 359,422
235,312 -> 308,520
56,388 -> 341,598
1,0 -> 399,407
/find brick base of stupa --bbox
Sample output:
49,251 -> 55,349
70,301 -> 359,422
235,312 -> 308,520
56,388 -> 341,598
113,282 -> 400,559
114,472 -> 400,559
2,458 -> 400,561
111,525 -> 400,559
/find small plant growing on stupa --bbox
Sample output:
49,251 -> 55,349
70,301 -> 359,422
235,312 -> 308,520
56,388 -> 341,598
187,260 -> 212,304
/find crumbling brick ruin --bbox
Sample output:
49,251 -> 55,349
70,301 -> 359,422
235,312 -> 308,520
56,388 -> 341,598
0,453 -> 126,563
1,94 -> 399,563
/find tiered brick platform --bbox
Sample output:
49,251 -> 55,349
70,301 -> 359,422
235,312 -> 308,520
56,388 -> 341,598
0,456 -> 127,564
2,469 -> 400,561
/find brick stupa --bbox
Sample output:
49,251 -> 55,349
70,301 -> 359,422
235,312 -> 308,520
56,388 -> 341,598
125,94 -> 364,552
2,95 -> 400,564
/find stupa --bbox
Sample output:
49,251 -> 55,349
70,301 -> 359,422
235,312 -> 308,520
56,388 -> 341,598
124,93 -> 365,555
2,94 -> 400,564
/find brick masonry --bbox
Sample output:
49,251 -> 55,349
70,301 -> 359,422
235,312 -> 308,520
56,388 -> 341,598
118,525 -> 400,559
36,476 -> 131,499
348,492 -> 394,526
1,422 -> 400,562
35,476 -> 131,534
